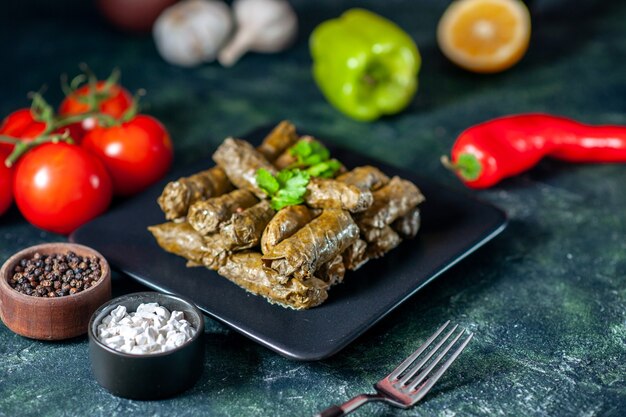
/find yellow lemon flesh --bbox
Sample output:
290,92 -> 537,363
437,0 -> 531,73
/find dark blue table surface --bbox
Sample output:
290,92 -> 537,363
1,1 -> 625,416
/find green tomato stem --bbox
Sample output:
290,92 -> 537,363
5,131 -> 74,168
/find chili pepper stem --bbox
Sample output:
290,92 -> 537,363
440,154 -> 483,182
440,155 -> 454,170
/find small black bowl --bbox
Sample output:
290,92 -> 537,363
88,292 -> 205,400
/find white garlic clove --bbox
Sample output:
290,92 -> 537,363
153,0 -> 234,67
218,0 -> 298,67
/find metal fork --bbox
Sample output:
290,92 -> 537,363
314,321 -> 473,417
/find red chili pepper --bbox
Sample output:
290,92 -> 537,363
443,113 -> 626,188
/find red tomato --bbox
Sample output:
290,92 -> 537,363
59,80 -> 133,141
13,143 -> 112,234
0,147 -> 13,216
59,80 -> 133,118
81,115 -> 173,196
0,109 -> 47,141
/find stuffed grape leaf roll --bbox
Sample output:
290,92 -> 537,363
304,178 -> 373,213
148,222 -> 209,265
357,176 -> 425,228
342,239 -> 369,271
219,200 -> 275,250
213,137 -> 277,198
336,166 -> 389,191
217,252 -> 329,309
257,120 -> 298,162
364,226 -> 402,258
187,189 -> 258,235
260,205 -> 314,255
317,254 -> 346,287
262,209 -> 359,277
147,222 -> 232,269
392,206 -> 421,239
157,166 -> 233,220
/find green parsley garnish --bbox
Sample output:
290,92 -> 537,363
256,138 -> 343,210
257,168 -> 310,210
305,159 -> 342,178
289,139 -> 331,166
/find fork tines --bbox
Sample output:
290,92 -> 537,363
387,321 -> 473,400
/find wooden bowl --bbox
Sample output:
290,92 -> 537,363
0,243 -> 111,340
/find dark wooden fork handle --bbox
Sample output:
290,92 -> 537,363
314,405 -> 344,417
314,394 -> 383,417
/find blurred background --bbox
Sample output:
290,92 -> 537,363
2,0 -> 624,173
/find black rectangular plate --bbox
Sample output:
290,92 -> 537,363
71,126 -> 507,361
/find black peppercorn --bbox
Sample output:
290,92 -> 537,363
9,252 -> 103,298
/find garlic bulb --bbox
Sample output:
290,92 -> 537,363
153,0 -> 233,67
218,0 -> 298,67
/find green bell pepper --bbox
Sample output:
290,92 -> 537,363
310,9 -> 421,122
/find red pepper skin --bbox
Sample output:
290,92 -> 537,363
550,123 -> 626,162
447,113 -> 626,188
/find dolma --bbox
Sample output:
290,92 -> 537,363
219,200 -> 275,250
256,120 -> 298,162
392,206 -> 421,239
360,223 -> 401,243
357,176 -> 425,228
304,178 -> 373,213
217,252 -> 328,310
260,205 -> 314,255
213,138 -> 277,198
200,237 -> 233,270
364,226 -> 402,259
317,254 -> 345,286
187,189 -> 258,235
147,222 -> 231,269
148,222 -> 209,265
337,166 -> 389,191
157,166 -> 233,220
342,239 -> 369,271
262,209 -> 359,277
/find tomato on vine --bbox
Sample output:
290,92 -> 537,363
82,114 -> 173,196
58,68 -> 133,141
13,143 -> 112,234
0,147 -> 13,216
0,108 -> 47,142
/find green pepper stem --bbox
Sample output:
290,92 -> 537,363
440,154 -> 483,182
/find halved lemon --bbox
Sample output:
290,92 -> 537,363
437,0 -> 531,73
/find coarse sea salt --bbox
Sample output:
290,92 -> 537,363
97,302 -> 197,354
